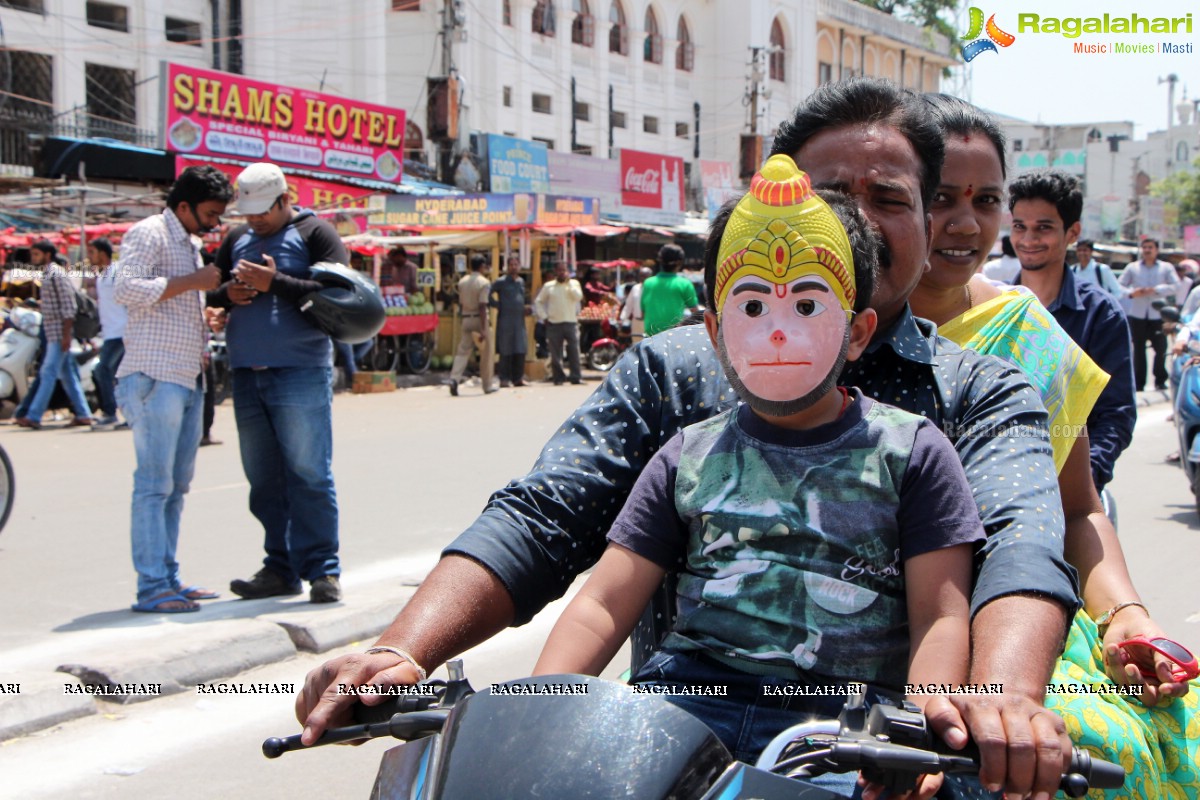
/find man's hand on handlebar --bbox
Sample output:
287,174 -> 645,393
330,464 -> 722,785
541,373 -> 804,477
295,651 -> 423,746
861,769 -> 941,800
923,692 -> 1070,799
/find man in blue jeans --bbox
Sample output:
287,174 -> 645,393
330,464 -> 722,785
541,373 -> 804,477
115,166 -> 231,613
213,162 -> 347,604
15,240 -> 94,429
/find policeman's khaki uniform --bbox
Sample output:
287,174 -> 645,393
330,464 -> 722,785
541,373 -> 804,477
450,270 -> 493,390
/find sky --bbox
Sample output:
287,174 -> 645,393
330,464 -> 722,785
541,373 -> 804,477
953,0 -> 1198,139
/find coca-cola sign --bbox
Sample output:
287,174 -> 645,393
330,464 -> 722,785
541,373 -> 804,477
624,167 -> 660,196
619,148 -> 684,211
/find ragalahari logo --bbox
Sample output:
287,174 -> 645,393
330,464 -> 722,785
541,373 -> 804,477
961,7 -> 1016,61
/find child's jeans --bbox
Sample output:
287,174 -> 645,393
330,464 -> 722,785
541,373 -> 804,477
631,648 -> 999,800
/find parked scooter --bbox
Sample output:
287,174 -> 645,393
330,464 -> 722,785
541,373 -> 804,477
0,305 -> 43,415
1166,304 -> 1200,516
264,661 -> 1124,799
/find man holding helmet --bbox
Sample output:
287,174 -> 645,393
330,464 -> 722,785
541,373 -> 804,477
211,162 -> 353,604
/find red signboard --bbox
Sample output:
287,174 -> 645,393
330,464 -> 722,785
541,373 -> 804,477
619,148 -> 684,212
161,62 -> 405,184
175,158 -> 375,234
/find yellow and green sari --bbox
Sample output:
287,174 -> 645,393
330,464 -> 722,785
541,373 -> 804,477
939,288 -> 1200,799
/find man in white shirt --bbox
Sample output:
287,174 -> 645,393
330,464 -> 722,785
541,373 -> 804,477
619,266 -> 653,341
1118,238 -> 1179,391
89,237 -> 127,426
534,262 -> 583,385
981,234 -> 1021,283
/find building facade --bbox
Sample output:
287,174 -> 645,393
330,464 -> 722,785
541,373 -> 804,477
3,0 -> 953,187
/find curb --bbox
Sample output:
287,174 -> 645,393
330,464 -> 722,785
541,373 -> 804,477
5,586 -> 416,738
0,673 -> 96,741
1137,390 -> 1171,408
57,619 -> 296,704
263,588 -> 416,653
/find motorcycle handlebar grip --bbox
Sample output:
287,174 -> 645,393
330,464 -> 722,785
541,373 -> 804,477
262,735 -> 302,759
1069,749 -> 1126,790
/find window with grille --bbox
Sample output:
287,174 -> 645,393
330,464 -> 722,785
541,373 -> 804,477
0,50 -> 52,123
0,0 -> 45,12
532,137 -> 555,150
769,18 -> 786,81
643,116 -> 658,134
86,1 -> 129,32
532,93 -> 553,114
391,0 -> 420,8
611,110 -> 626,128
643,8 -> 661,64
85,62 -> 137,137
502,0 -> 511,25
165,17 -> 202,45
675,122 -> 688,139
609,1 -> 626,55
574,144 -> 592,155
573,101 -> 590,121
503,86 -> 512,107
571,0 -> 593,46
676,17 -> 693,71
818,62 -> 832,85
532,0 -> 556,36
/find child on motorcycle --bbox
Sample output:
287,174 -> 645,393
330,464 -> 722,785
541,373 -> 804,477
535,156 -> 984,797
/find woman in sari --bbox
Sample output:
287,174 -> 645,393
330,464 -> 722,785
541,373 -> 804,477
909,93 -> 1198,800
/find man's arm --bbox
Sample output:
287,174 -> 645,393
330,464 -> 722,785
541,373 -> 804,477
1082,302 -> 1136,489
925,354 -> 1077,797
114,223 -> 216,306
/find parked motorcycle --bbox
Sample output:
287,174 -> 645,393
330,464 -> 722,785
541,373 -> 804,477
264,661 -> 1124,800
584,316 -> 629,372
0,305 -> 43,414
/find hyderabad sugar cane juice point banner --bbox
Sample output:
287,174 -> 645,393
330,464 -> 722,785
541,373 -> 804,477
161,62 -> 406,184
373,194 -> 598,228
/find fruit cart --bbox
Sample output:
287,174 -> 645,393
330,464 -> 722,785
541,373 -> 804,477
373,291 -> 438,373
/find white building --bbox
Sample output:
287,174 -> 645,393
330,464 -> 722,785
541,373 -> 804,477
2,0 -> 954,186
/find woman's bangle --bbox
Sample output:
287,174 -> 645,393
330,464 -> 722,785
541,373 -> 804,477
1094,601 -> 1148,631
365,646 -> 428,682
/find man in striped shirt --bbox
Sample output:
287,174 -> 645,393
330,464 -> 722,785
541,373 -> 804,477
14,240 -> 94,429
115,166 -> 232,613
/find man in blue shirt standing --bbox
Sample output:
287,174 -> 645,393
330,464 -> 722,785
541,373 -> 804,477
1010,170 -> 1136,491
1118,238 -> 1180,392
213,162 -> 348,604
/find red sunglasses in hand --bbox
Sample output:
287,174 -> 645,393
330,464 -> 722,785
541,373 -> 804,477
1117,636 -> 1200,682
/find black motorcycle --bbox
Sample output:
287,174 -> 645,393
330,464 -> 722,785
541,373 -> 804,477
265,661 -> 1124,800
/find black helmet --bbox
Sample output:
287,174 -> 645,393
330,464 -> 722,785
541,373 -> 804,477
300,262 -> 385,344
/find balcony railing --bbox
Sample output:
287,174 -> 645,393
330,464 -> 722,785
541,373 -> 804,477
817,0 -> 953,58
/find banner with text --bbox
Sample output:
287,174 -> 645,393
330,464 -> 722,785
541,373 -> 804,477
175,158 -> 375,234
617,148 -> 685,226
161,62 -> 405,184
486,135 -> 550,193
372,193 -> 599,229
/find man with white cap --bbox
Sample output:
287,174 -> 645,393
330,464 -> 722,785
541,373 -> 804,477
211,162 -> 349,604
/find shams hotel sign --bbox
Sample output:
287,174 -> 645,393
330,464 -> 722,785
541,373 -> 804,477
961,7 -> 1193,60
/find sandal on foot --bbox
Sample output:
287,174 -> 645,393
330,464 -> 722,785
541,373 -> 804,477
131,593 -> 200,613
177,585 -> 220,600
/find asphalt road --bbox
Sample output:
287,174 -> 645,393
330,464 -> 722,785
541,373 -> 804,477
0,382 -> 1197,799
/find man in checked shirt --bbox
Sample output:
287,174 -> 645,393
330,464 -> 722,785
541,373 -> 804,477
114,166 -> 232,614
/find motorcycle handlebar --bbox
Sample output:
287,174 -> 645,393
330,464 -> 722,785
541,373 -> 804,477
262,709 -> 450,759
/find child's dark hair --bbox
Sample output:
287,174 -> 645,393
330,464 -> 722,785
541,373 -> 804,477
1008,170 -> 1082,230
704,190 -> 878,314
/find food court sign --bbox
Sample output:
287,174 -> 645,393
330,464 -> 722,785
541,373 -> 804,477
160,62 -> 405,183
